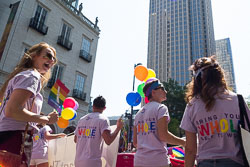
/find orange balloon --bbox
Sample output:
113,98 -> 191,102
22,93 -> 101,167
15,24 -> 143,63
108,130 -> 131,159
57,117 -> 69,129
134,65 -> 148,81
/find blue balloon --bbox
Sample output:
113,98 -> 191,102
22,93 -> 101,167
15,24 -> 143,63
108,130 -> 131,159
69,110 -> 77,121
126,92 -> 141,106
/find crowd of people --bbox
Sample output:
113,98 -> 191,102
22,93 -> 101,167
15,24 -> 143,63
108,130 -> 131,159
0,42 -> 249,167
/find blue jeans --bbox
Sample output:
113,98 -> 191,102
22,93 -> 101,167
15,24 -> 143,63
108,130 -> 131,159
197,158 -> 244,167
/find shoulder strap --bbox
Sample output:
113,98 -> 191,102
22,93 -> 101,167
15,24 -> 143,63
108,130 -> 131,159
237,94 -> 250,130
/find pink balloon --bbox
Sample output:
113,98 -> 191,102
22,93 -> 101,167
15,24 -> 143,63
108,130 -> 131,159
63,97 -> 76,109
145,96 -> 149,104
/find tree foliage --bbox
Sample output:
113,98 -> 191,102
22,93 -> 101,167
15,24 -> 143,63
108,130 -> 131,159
162,79 -> 186,120
168,117 -> 181,136
162,79 -> 187,137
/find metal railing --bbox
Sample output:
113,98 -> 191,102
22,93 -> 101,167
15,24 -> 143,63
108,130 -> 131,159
57,0 -> 100,32
57,35 -> 73,50
79,50 -> 92,62
72,89 -> 86,101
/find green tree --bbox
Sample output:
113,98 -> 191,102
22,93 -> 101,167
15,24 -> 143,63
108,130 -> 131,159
168,117 -> 180,136
162,79 -> 186,137
162,79 -> 186,120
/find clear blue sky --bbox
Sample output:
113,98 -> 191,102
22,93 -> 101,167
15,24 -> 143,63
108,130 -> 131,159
80,0 -> 250,117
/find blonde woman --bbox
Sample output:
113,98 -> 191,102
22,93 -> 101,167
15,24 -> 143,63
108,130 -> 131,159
0,42 -> 59,166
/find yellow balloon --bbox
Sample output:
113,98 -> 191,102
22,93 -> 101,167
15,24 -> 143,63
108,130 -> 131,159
61,108 -> 75,120
144,69 -> 156,82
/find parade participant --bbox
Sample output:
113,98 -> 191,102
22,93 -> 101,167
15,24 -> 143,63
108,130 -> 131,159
133,80 -> 185,167
180,56 -> 250,167
30,113 -> 66,167
74,95 -> 123,167
0,42 -> 59,166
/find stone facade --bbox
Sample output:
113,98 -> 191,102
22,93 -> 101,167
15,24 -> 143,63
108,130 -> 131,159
0,0 -> 100,133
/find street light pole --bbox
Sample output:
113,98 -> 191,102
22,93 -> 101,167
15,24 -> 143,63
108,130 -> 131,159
128,63 -> 142,151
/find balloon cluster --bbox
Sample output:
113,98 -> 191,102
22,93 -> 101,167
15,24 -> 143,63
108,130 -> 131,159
57,97 -> 79,128
126,65 -> 157,106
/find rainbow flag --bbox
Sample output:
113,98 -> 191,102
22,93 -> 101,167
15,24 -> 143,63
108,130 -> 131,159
172,147 -> 185,157
48,80 -> 69,112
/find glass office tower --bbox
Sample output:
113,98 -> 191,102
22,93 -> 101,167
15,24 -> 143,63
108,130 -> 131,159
216,38 -> 237,92
147,0 -> 216,85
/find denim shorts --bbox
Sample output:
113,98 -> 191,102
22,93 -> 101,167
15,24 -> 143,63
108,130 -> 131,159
197,158 -> 244,167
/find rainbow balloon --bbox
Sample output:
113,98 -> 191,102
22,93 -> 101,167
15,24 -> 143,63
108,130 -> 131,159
172,147 -> 185,157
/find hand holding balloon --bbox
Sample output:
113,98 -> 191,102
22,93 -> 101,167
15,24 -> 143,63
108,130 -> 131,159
47,110 -> 59,124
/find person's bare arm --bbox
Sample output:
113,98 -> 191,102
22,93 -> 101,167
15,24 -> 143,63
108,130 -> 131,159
133,126 -> 137,148
157,116 -> 185,146
44,131 -> 67,140
102,128 -> 120,145
5,89 -> 58,124
184,131 -> 197,167
102,118 -> 123,145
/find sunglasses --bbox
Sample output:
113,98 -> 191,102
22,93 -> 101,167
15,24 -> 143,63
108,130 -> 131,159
154,86 -> 166,91
43,52 -> 57,63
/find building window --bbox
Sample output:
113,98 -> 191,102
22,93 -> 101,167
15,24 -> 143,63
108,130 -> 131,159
47,64 -> 64,88
74,74 -> 85,92
79,37 -> 92,62
72,73 -> 86,101
34,5 -> 47,26
29,4 -> 48,35
20,44 -> 30,60
82,37 -> 91,54
57,23 -> 73,50
24,47 -> 29,53
61,23 -> 71,42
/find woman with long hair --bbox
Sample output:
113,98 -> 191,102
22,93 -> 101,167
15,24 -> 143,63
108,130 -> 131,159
0,42 -> 59,166
180,56 -> 250,167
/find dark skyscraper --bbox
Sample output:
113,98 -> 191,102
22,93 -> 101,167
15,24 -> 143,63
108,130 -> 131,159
147,0 -> 216,85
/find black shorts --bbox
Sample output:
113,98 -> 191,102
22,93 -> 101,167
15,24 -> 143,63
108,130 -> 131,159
0,130 -> 34,166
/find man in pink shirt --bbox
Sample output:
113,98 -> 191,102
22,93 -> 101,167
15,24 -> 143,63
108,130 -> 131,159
74,96 -> 123,167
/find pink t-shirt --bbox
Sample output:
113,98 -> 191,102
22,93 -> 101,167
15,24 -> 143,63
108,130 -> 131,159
134,101 -> 171,166
31,125 -> 52,159
0,69 -> 43,131
180,90 -> 250,165
74,112 -> 111,167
